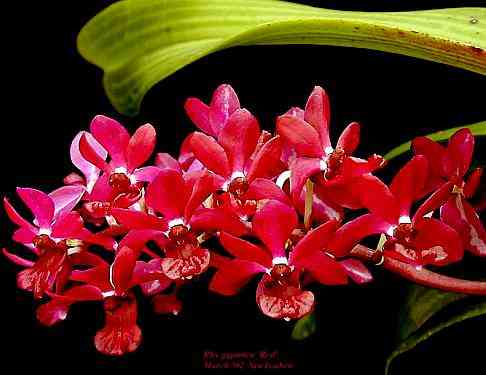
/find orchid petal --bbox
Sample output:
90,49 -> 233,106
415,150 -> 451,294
304,86 -> 331,149
209,84 -> 240,136
119,229 -> 164,252
3,197 -> 37,232
336,122 -> 360,154
219,232 -> 272,267
155,152 -> 182,172
209,259 -> 265,296
289,157 -> 322,201
16,187 -> 55,229
126,124 -> 156,171
12,227 -> 37,244
2,248 -> 34,268
246,135 -> 284,182
252,200 -> 297,259
300,252 -> 348,285
290,220 -> 338,265
441,196 -> 486,256
132,166 -> 162,183
444,128 -> 474,179
184,97 -> 212,134
190,208 -> 248,236
414,181 -> 454,221
146,169 -> 190,219
244,178 -> 290,205
328,214 -> 389,257
90,115 -> 130,166
51,212 -> 84,239
390,155 -> 428,216
277,115 -> 323,158
111,208 -> 167,231
189,132 -> 231,177
70,131 -> 107,184
219,109 -> 260,173
79,133 -> 110,173
339,259 -> 373,284
464,168 -> 483,198
49,185 -> 85,219
184,172 -> 216,221
111,246 -> 138,295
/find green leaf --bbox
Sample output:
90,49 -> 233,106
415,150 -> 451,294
396,285 -> 467,342
291,312 -> 316,340
385,300 -> 486,375
383,121 -> 486,160
78,1 -> 486,115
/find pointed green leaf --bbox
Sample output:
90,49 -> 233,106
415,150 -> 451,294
78,1 -> 486,115
291,312 -> 316,340
397,285 -> 467,342
384,121 -> 486,161
386,301 -> 486,375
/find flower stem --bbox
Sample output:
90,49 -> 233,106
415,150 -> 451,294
350,245 -> 486,295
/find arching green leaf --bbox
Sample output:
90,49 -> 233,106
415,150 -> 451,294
384,121 -> 486,161
78,1 -> 486,115
386,301 -> 486,375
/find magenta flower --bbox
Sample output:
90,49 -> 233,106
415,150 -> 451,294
210,200 -> 353,320
189,107 -> 284,214
74,115 -> 160,219
112,168 -> 248,280
329,156 -> 463,267
67,246 -> 172,355
412,128 -> 486,256
179,84 -> 240,170
3,186 -> 112,298
276,86 -> 385,205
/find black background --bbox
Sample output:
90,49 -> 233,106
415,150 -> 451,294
1,0 -> 485,373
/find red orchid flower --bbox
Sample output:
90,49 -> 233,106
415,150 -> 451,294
189,107 -> 284,211
112,168 -> 248,280
276,86 -> 385,204
412,128 -> 486,256
329,156 -> 463,267
76,115 -> 160,219
3,186 -> 113,298
179,84 -> 240,170
210,200 -> 361,320
67,245 -> 175,355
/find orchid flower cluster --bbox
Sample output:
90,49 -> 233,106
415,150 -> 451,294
3,85 -> 485,356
